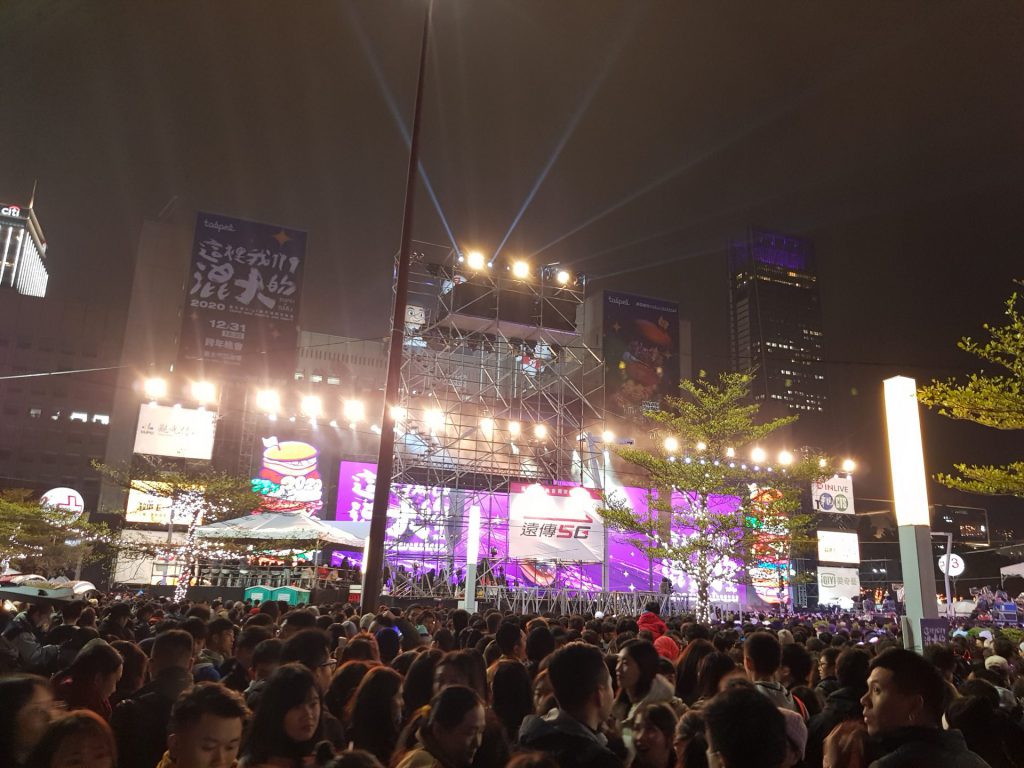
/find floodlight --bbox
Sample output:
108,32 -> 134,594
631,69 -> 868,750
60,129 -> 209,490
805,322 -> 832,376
390,405 -> 406,422
508,421 -> 521,437
143,377 -> 167,400
533,423 -> 548,440
556,269 -> 571,285
841,458 -> 857,473
256,389 -> 280,414
300,395 -> 322,418
480,417 -> 494,439
465,250 -> 486,270
343,400 -> 365,423
512,260 -> 529,279
778,450 -> 794,466
751,446 -> 767,463
425,409 -> 445,431
191,381 -> 216,404
664,436 -> 680,453
602,430 -> 615,443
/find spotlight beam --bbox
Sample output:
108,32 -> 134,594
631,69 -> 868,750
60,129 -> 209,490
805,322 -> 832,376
489,12 -> 636,265
348,6 -> 459,253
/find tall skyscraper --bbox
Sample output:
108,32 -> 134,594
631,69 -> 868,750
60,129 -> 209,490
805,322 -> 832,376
729,228 -> 826,413
0,197 -> 48,298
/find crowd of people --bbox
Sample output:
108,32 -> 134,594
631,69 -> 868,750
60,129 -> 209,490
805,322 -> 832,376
1,594 -> 1023,768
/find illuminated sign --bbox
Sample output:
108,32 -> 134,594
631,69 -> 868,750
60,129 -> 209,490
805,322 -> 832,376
508,482 -> 604,562
252,437 -> 323,515
937,553 -> 965,577
134,403 -> 217,460
125,482 -> 204,526
817,530 -> 860,564
41,487 -> 85,519
1,205 -> 22,218
818,566 -> 861,609
812,474 -> 855,514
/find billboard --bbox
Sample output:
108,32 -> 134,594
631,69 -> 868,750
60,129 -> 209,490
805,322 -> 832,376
811,474 -> 855,514
134,403 -> 217,460
818,566 -> 861,609
817,530 -> 860,564
125,482 -> 203,526
251,437 -> 324,516
508,483 -> 604,562
178,212 -> 306,377
602,292 -> 681,417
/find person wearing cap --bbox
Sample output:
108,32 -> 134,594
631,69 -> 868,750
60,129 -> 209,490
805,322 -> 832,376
637,602 -> 668,640
653,635 -> 679,663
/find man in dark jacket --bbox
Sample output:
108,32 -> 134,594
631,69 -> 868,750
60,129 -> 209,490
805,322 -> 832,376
805,649 -> 870,768
111,629 -> 194,768
862,648 -> 989,768
519,642 -> 622,768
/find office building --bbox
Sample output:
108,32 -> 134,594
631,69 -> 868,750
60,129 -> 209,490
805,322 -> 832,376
729,228 -> 827,413
0,197 -> 48,298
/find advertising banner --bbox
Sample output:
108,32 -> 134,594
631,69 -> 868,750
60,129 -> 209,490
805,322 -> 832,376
818,566 -> 861,608
134,403 -> 217,460
508,483 -> 604,562
602,292 -> 680,417
251,436 -> 324,516
811,474 -> 855,514
178,212 -> 306,377
125,482 -> 203,526
817,530 -> 861,564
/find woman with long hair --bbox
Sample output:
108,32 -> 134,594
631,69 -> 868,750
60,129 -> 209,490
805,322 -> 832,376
615,640 -> 680,763
0,675 -> 60,768
403,649 -> 443,723
25,709 -> 116,768
323,661 -> 375,724
632,702 -> 679,768
673,639 -> 714,706
346,666 -> 403,765
490,659 -> 534,744
52,639 -> 123,721
822,720 -> 869,768
673,711 -> 708,768
242,663 -> 322,768
691,652 -> 736,708
109,640 -> 149,705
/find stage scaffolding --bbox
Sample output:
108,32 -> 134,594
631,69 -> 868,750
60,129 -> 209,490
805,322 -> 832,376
380,245 -> 607,596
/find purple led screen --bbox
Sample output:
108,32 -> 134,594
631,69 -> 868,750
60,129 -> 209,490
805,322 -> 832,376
334,461 -> 751,601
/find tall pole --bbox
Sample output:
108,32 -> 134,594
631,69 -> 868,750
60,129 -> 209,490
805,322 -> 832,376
362,1 -> 433,612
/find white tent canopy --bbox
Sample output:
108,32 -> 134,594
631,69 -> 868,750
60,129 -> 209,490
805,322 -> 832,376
1000,562 -> 1024,582
195,512 -> 363,549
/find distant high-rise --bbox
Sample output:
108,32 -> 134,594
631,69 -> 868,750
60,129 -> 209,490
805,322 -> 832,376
0,198 -> 48,298
729,228 -> 826,413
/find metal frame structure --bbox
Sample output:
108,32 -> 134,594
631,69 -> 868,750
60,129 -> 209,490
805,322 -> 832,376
379,246 -> 606,594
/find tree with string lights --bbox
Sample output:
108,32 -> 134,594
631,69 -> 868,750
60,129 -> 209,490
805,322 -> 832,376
598,371 -> 829,623
918,283 -> 1024,498
95,459 -> 267,601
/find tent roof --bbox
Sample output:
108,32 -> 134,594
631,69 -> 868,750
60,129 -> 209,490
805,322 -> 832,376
1000,562 -> 1024,579
196,512 -> 363,549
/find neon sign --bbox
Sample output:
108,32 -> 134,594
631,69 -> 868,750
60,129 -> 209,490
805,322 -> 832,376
252,437 -> 323,515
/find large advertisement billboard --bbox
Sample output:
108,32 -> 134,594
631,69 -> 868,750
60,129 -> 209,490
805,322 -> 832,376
125,482 -> 204,526
508,483 -> 604,562
134,403 -> 217,460
602,292 -> 681,417
251,436 -> 324,516
817,530 -> 860,564
811,474 -> 855,514
178,212 -> 306,377
817,566 -> 861,609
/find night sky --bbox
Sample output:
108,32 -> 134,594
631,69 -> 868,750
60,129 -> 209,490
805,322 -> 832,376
3,3 -> 1022,533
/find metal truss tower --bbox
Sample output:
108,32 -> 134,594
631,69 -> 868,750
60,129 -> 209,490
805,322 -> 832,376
380,246 -> 606,596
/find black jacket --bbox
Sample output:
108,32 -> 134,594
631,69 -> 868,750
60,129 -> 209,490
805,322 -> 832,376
869,727 -> 991,768
805,686 -> 865,768
519,710 -> 624,768
110,666 -> 193,768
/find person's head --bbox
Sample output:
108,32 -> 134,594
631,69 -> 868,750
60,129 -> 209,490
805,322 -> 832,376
673,710 -> 707,768
496,621 -> 525,659
822,720 -> 869,768
244,664 -> 321,764
280,610 -> 317,639
317,748 -> 385,768
695,652 -> 736,702
105,603 -> 132,628
0,675 -> 57,764
206,618 -> 235,656
65,640 -> 123,700
282,629 -> 335,693
743,632 -> 781,679
110,640 -> 148,695
532,669 -> 555,714
923,644 -> 957,681
632,702 -> 677,768
704,686 -> 787,768
348,666 -> 403,747
60,600 -> 86,625
234,626 -> 273,671
818,646 -> 841,681
435,649 -> 488,700
548,642 -> 615,728
525,626 -> 556,667
778,707 -> 807,768
860,648 -> 945,735
152,629 -> 196,676
168,682 -> 249,768
780,643 -> 812,688
25,709 -> 116,768
490,659 -> 534,740
835,648 -> 870,691
251,638 -> 284,681
675,638 -> 715,704
644,601 -> 660,615
182,617 -> 208,654
423,686 -> 486,768
402,648 -> 443,719
325,661 -> 375,722
24,603 -> 52,631
617,639 -> 660,700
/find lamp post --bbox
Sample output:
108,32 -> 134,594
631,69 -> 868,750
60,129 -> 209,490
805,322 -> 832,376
883,376 -> 938,652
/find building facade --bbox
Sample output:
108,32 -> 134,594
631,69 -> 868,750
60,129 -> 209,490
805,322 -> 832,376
0,199 -> 48,298
729,228 -> 827,413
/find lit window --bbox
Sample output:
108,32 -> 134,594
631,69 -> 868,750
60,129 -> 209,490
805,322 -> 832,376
327,376 -> 340,385
92,414 -> 110,425
28,407 -> 42,418
294,371 -> 304,381
70,411 -> 88,423
310,374 -> 323,384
